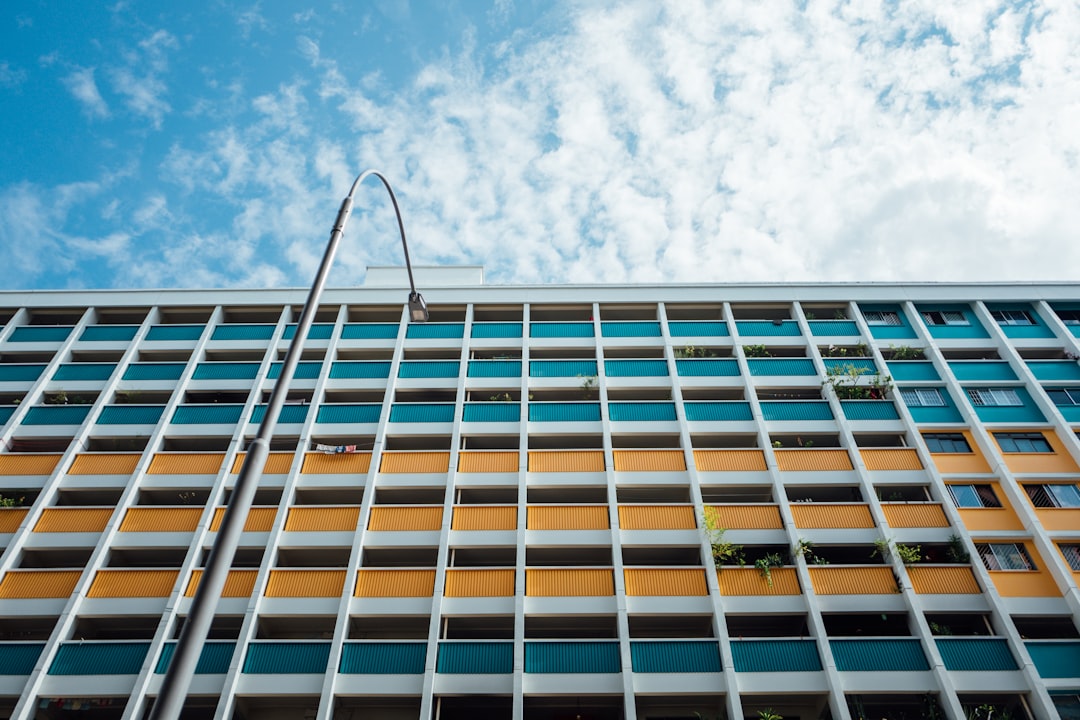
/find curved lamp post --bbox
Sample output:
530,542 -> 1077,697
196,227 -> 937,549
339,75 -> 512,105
148,171 -> 427,720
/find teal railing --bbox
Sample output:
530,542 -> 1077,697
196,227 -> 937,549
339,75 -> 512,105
0,643 -> 45,675
145,325 -> 204,341
268,361 -> 322,380
122,363 -> 186,380
22,406 -> 92,425
50,364 -> 115,381
1026,641 -> 1080,679
935,638 -> 1017,671
282,323 -> 333,340
405,324 -> 464,339
736,320 -> 800,337
243,642 -> 331,674
746,358 -> 816,376
340,323 -> 399,339
608,402 -> 677,422
467,360 -> 522,377
676,359 -> 739,376
0,364 -> 46,382
529,360 -> 598,378
79,325 -> 139,341
600,321 -> 661,337
9,326 -> 72,342
156,642 -> 235,674
529,403 -> 601,422
338,642 -> 426,674
97,405 -> 166,425
604,359 -> 668,377
948,362 -> 1017,381
730,640 -> 821,672
760,401 -> 833,421
888,362 -> 939,381
436,642 -> 513,674
630,641 -> 722,673
840,401 -> 899,420
49,642 -> 149,675
808,320 -> 859,336
210,325 -> 275,341
171,405 -> 244,424
830,639 -> 929,671
192,362 -> 260,380
524,642 -> 620,673
328,361 -> 391,379
471,322 -> 522,338
316,405 -> 381,424
683,402 -> 753,421
668,321 -> 729,337
249,405 -> 309,424
530,322 -> 594,338
463,403 -> 520,422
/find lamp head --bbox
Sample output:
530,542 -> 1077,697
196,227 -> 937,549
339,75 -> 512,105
408,292 -> 429,323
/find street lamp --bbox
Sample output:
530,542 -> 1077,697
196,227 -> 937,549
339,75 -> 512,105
148,170 -> 426,720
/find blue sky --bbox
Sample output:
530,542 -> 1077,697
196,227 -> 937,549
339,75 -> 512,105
2,1 -> 1079,290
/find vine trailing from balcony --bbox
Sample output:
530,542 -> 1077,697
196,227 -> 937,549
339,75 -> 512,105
821,364 -> 893,400
702,508 -> 745,567
794,538 -> 827,565
754,553 -> 785,586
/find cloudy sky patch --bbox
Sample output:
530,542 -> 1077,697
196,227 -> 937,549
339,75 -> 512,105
0,0 -> 1078,290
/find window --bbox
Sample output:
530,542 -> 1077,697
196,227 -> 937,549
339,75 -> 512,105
1056,310 -> 1080,326
923,433 -> 971,453
976,543 -> 1035,571
863,311 -> 901,326
1025,483 -> 1080,508
994,432 -> 1052,453
921,310 -> 969,326
948,484 -> 1001,508
991,309 -> 1035,326
900,388 -> 946,407
1047,388 -> 1080,406
1060,544 -> 1080,571
967,388 -> 1022,407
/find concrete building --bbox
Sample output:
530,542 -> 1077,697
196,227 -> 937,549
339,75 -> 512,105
1,271 -> 1080,719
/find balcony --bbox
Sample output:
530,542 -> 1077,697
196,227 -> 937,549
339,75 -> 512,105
467,360 -> 521,377
1025,641 -> 1080,678
608,401 -> 677,422
600,321 -> 661,337
436,642 -> 513,673
21,405 -> 92,426
948,361 -> 1017,381
530,359 -> 597,377
284,506 -> 360,532
808,320 -> 859,337
1028,360 -> 1080,381
830,639 -> 929,671
880,503 -> 949,528
267,361 -> 322,380
525,569 -> 614,596
0,643 -> 45,675
0,453 -> 62,476
693,449 -> 767,472
736,320 -> 801,337
243,641 -> 331,673
462,402 -> 520,422
630,640 -> 721,672
676,358 -> 739,376
119,507 -> 202,532
34,507 -> 112,533
341,323 -> 399,339
155,641 -> 235,674
354,569 -> 436,597
604,359 -> 668,377
48,641 -> 149,675
338,642 -> 427,673
790,504 -> 874,529
281,323 -> 333,340
760,401 -> 833,422
0,364 -> 46,382
86,570 -> 179,598
444,569 -> 515,597
527,505 -> 608,530
888,361 -> 939,381
145,325 -> 202,341
612,450 -> 686,472
96,405 -> 166,425
530,322 -> 594,338
774,449 -> 853,472
210,324 -> 275,341
618,505 -> 695,530
528,402 -> 601,422
192,362 -> 259,380
668,321 -> 728,337
265,570 -> 346,597
524,641 -> 620,673
121,362 -> 185,380
623,568 -> 708,596
731,639 -> 821,671
808,566 -> 897,595
328,361 -> 392,379
397,361 -> 459,379
170,404 -> 243,424
527,450 -> 604,473
9,326 -> 72,343
840,401 -> 900,421
51,363 -> 115,381
717,567 -> 800,595
0,570 -> 82,598
935,638 -> 1017,671
405,323 -> 464,339
707,504 -> 783,530
684,401 -> 753,421
746,358 -> 816,376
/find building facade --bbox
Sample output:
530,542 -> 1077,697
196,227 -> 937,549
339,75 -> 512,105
1,278 -> 1080,720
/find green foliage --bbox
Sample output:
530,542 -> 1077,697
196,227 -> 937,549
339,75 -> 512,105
487,392 -> 514,402
874,537 -> 924,566
758,710 -> 783,720
888,344 -> 926,361
577,374 -> 598,399
821,363 -> 893,400
755,553 -> 784,586
928,621 -> 952,636
0,495 -> 25,508
742,344 -> 771,358
821,343 -> 868,358
794,538 -> 827,564
676,344 -> 714,358
703,508 -> 745,567
946,534 -> 970,564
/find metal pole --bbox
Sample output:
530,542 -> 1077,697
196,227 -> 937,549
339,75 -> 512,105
148,170 -> 424,720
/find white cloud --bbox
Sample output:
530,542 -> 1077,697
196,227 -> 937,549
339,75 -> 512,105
108,29 -> 178,127
62,67 -> 109,118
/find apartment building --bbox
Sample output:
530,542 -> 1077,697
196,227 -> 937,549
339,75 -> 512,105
1,273 -> 1080,720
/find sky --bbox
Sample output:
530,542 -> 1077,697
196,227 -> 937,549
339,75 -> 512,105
1,0 -> 1079,291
